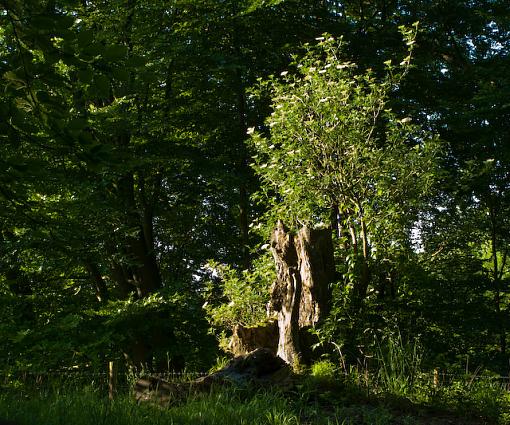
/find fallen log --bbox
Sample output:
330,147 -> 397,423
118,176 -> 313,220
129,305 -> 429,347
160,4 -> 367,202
134,348 -> 292,406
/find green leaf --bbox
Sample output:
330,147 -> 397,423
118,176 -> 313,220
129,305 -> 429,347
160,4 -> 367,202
31,16 -> 56,31
3,71 -> 25,84
82,43 -> 104,57
93,74 -> 110,96
68,118 -> 88,132
77,69 -> 94,84
76,30 -> 95,48
112,67 -> 130,82
79,132 -> 94,145
126,55 -> 146,67
103,45 -> 128,61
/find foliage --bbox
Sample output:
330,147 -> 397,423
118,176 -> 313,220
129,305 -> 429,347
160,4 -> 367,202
203,253 -> 274,330
248,31 -> 443,370
432,377 -> 510,421
249,31 -> 440,311
0,288 -> 215,373
0,0 -> 509,406
311,360 -> 338,381
250,30 -> 437,221
0,0 -> 326,374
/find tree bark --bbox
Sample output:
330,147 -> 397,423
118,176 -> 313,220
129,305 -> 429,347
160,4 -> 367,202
232,16 -> 251,270
109,171 -> 162,369
269,221 -> 302,365
117,172 -> 162,298
268,221 -> 335,365
295,226 -> 335,328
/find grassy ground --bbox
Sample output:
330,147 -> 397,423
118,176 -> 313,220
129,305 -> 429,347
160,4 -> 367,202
1,373 -> 509,425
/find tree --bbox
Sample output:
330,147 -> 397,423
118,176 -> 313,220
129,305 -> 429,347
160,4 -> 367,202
402,0 -> 510,358
0,0 -> 346,372
250,34 -> 439,308
0,0 -> 218,370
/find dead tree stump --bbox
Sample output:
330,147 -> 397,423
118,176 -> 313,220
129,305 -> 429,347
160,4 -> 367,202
227,221 -> 335,365
268,221 -> 335,365
134,348 -> 292,406
295,226 -> 335,328
269,220 -> 302,364
228,321 -> 278,356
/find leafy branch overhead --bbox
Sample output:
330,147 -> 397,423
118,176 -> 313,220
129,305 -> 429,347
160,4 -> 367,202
250,32 -> 439,265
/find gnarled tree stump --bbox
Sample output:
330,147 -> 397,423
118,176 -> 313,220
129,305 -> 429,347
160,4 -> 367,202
268,221 -> 335,365
135,348 -> 291,406
228,221 -> 335,365
269,220 -> 303,364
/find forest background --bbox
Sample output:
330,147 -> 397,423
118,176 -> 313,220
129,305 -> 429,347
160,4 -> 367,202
0,0 -> 509,381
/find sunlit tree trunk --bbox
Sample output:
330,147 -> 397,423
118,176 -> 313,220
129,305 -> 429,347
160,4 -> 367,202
268,221 -> 335,365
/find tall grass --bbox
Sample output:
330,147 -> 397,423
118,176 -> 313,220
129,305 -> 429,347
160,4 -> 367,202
430,375 -> 510,422
330,332 -> 510,423
374,333 -> 422,397
3,339 -> 510,425
0,377 -> 403,425
0,386 -> 339,425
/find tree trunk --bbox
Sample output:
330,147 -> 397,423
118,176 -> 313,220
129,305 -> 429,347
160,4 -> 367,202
268,221 -> 335,365
109,172 -> 162,369
85,261 -> 108,303
228,321 -> 278,356
269,221 -> 302,365
295,226 -> 335,328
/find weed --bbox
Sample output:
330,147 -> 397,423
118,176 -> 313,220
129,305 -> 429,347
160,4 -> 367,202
311,360 -> 337,381
208,356 -> 231,374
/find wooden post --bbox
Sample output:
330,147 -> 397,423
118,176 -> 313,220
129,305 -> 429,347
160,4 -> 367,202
433,368 -> 439,389
108,361 -> 117,400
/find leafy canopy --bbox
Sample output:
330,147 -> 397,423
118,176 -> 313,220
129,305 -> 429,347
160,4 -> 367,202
249,30 -> 439,252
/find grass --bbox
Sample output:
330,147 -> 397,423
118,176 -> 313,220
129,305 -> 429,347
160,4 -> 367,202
2,373 -> 508,425
374,332 -> 423,398
0,386 -> 339,425
1,335 -> 509,425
